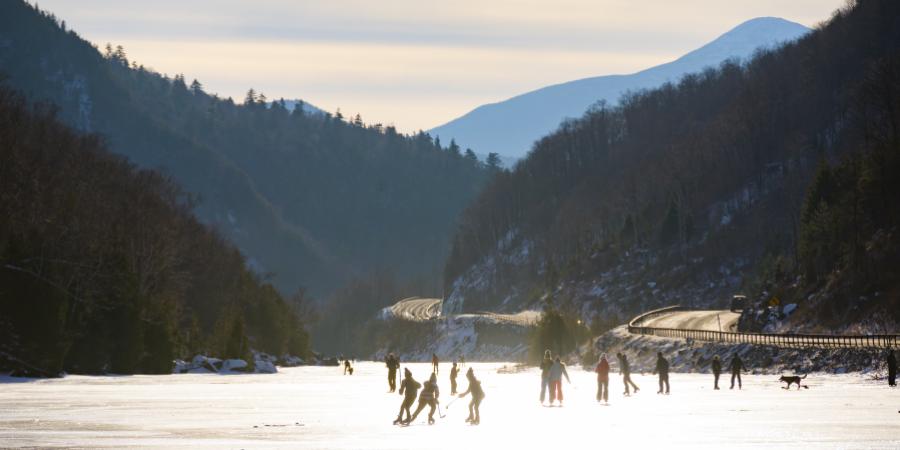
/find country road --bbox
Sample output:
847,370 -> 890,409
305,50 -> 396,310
639,310 -> 741,332
384,297 -> 540,326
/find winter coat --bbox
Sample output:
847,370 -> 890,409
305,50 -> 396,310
399,378 -> 421,399
540,357 -> 553,380
548,360 -> 570,383
711,359 -> 722,374
729,357 -> 743,373
460,378 -> 484,400
619,355 -> 631,375
656,357 -> 669,375
419,380 -> 440,401
595,359 -> 610,382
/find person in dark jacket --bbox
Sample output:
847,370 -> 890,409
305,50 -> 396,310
595,353 -> 610,402
394,368 -> 421,425
432,353 -> 439,374
655,352 -> 670,394
618,353 -> 640,395
386,353 -> 400,392
450,362 -> 459,395
887,350 -> 897,387
729,355 -> 744,390
344,359 -> 353,375
459,367 -> 485,424
711,355 -> 722,390
406,373 -> 441,425
539,349 -> 553,404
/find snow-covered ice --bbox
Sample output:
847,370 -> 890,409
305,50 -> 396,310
1,363 -> 897,449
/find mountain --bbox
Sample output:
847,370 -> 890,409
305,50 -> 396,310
430,17 -> 810,159
0,0 -> 488,297
441,0 -> 900,334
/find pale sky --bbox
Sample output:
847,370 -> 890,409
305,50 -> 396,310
37,0 -> 845,132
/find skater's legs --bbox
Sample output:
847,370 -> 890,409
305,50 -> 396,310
601,381 -> 609,402
713,373 -> 720,390
540,377 -> 549,403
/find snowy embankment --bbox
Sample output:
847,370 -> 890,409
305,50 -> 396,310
591,325 -> 892,376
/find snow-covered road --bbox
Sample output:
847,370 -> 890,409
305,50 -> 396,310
1,363 -> 897,449
640,310 -> 741,332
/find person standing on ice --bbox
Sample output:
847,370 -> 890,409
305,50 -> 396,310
595,353 -> 610,402
711,355 -> 722,390
432,353 -> 439,374
729,355 -> 745,390
887,350 -> 897,387
406,373 -> 441,425
386,353 -> 400,392
539,349 -> 553,404
618,353 -> 640,395
654,352 -> 670,394
458,367 -> 485,424
394,368 -> 421,425
548,356 -> 571,405
450,362 -> 460,395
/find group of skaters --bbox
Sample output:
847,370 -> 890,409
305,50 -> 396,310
386,353 -> 484,426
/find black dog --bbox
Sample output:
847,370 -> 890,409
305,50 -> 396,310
779,374 -> 808,390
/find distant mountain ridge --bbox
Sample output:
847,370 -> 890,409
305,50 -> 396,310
430,17 -> 811,159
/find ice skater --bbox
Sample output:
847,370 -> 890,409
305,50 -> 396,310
386,353 -> 400,392
450,362 -> 459,395
618,352 -> 639,395
595,352 -> 610,403
394,368 -> 421,425
548,356 -> 571,406
406,373 -> 440,425
458,367 -> 484,424
432,353 -> 439,374
729,355 -> 745,390
539,349 -> 553,404
343,359 -> 353,375
887,350 -> 897,387
711,355 -> 722,390
654,352 -> 669,394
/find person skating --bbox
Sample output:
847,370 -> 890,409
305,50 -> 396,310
459,355 -> 465,368
595,353 -> 610,403
386,353 -> 400,392
343,359 -> 353,375
450,362 -> 459,395
711,355 -> 722,390
548,356 -> 571,406
405,372 -> 441,425
432,353 -> 439,374
458,367 -> 485,425
539,349 -> 553,404
887,350 -> 897,387
394,368 -> 420,425
618,352 -> 639,395
655,352 -> 669,394
729,355 -> 744,390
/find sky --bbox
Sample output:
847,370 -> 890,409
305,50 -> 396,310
37,0 -> 846,132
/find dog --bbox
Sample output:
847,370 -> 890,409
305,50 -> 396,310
779,374 -> 808,390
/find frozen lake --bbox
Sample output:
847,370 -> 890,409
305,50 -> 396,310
1,362 -> 898,449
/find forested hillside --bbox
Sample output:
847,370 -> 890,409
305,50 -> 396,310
0,85 -> 310,376
0,1 -> 488,296
443,0 -> 900,334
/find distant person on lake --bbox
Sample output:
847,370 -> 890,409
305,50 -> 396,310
458,367 -> 485,425
618,352 -> 640,395
450,362 -> 460,395
406,373 -> 441,425
548,356 -> 571,406
540,349 -> 553,404
595,353 -> 610,403
432,353 -> 439,374
887,350 -> 897,387
711,355 -> 722,390
655,352 -> 670,394
729,355 -> 745,390
459,354 -> 465,368
343,359 -> 353,375
394,368 -> 421,425
386,353 -> 400,392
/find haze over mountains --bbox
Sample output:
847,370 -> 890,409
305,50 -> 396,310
430,17 -> 811,160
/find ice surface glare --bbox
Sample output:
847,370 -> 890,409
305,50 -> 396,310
1,363 -> 898,449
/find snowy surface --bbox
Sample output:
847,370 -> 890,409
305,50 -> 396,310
1,363 -> 898,449
640,310 -> 741,332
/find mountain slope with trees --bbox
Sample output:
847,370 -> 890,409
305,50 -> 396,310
443,0 -> 900,335
0,85 -> 310,376
0,0 -> 489,297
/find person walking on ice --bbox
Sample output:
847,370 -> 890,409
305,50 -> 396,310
729,354 -> 745,390
655,352 -> 669,394
539,349 -> 553,405
595,353 -> 610,403
618,352 -> 639,395
886,350 -> 897,387
458,367 -> 485,425
548,356 -> 571,406
394,368 -> 421,425
343,359 -> 353,375
386,353 -> 400,392
711,355 -> 722,390
405,373 -> 440,425
432,353 -> 439,374
450,362 -> 459,395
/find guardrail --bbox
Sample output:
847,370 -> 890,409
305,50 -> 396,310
627,305 -> 899,349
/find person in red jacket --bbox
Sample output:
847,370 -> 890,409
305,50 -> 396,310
595,353 -> 610,403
